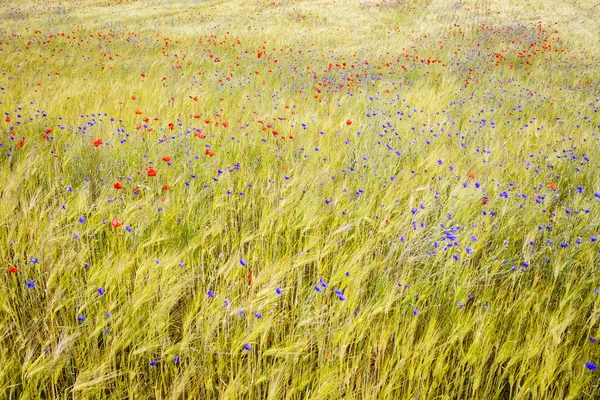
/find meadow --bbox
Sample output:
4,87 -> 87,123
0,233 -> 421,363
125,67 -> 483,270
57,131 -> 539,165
1,0 -> 599,398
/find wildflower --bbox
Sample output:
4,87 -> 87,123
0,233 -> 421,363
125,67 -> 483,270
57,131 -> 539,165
114,182 -> 123,189
8,266 -> 18,273
207,290 -> 214,299
253,312 -> 262,319
147,167 -> 157,177
150,360 -> 157,367
240,258 -> 247,267
275,287 -> 282,295
77,315 -> 86,323
585,362 -> 597,371
111,217 -> 122,228
98,287 -> 105,296
243,344 -> 252,351
78,216 -> 86,224
412,310 -> 420,316
30,257 -> 39,264
26,280 -> 35,288
173,355 -> 180,364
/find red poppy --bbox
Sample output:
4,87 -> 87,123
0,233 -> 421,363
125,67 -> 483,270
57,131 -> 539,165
114,182 -> 123,189
147,167 -> 157,177
346,119 -> 352,125
93,138 -> 103,147
163,185 -> 170,191
162,156 -> 170,162
8,266 -> 18,273
135,110 -> 142,115
18,140 -> 24,148
111,217 -> 122,228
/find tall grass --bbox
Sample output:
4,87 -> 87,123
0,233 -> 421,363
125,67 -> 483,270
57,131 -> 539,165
0,0 -> 599,398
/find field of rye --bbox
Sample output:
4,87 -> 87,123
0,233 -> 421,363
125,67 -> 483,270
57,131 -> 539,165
1,0 -> 599,398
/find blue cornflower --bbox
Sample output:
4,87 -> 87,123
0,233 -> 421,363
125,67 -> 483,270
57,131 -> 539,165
207,290 -> 214,299
173,355 -> 180,364
590,337 -> 597,343
243,344 -> 252,351
319,278 -> 328,289
412,310 -> 420,316
30,257 -> 39,264
240,258 -> 247,267
585,362 -> 597,371
78,216 -> 86,224
98,287 -> 105,296
253,312 -> 262,319
275,287 -> 282,295
26,280 -> 35,288
77,315 -> 86,323
314,285 -> 323,293
150,360 -> 157,367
